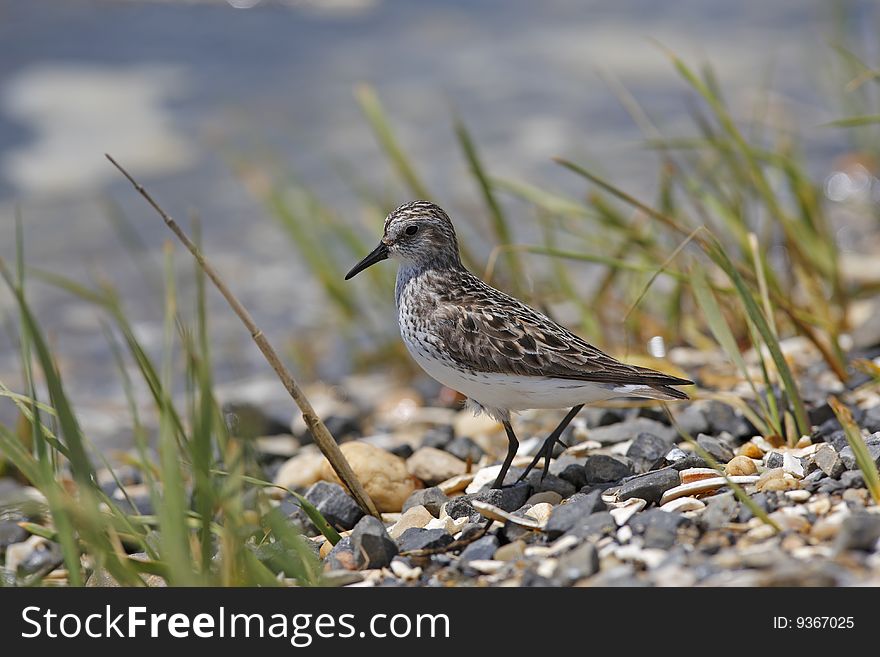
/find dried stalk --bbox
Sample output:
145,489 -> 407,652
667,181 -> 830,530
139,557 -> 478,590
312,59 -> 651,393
106,154 -> 380,518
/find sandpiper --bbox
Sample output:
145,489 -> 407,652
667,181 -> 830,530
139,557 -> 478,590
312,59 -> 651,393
345,201 -> 692,488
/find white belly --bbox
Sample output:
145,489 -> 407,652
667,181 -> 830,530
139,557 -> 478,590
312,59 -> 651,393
407,345 -> 618,414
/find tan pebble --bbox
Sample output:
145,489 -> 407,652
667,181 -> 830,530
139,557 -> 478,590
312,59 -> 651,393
745,524 -> 777,541
781,534 -> 807,551
759,477 -> 800,492
784,489 -> 811,503
737,442 -> 764,459
842,488 -> 868,505
525,502 -> 554,524
755,468 -> 784,491
660,496 -> 706,512
494,541 -> 526,561
807,496 -> 832,515
795,435 -> 812,449
388,505 -> 433,540
770,511 -> 810,533
319,441 -> 418,513
725,455 -> 758,476
406,447 -> 467,486
437,473 -> 475,495
680,468 -> 720,484
526,491 -> 563,506
272,449 -> 326,493
810,517 -> 842,541
320,540 -> 334,559
465,466 -> 502,494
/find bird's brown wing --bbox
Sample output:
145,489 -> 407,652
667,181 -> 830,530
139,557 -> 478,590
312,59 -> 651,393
432,276 -> 692,391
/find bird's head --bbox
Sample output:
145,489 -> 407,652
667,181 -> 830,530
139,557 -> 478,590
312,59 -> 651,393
344,200 -> 461,279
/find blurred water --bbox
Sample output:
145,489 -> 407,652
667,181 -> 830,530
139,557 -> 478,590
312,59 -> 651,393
0,0 -> 871,441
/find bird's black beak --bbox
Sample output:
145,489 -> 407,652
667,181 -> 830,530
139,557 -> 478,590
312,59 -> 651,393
344,241 -> 389,280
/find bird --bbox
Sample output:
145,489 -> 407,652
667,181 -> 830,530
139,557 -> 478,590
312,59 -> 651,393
345,201 -> 692,489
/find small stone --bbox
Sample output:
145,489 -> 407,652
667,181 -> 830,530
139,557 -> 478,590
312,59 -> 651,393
626,433 -> 671,473
388,444 -> 414,459
458,536 -> 499,565
680,467 -> 721,484
324,537 -> 357,571
583,454 -> 634,484
303,481 -> 365,531
553,542 -> 599,584
0,520 -> 28,550
587,418 -> 676,445
319,441 -> 418,513
839,439 -> 880,472
397,528 -> 454,552
437,473 -> 475,495
445,481 -> 531,521
756,468 -> 784,491
422,426 -> 454,450
569,511 -> 617,540
389,557 -> 422,581
700,492 -> 738,529
350,516 -> 398,569
783,452 -> 805,478
785,489 -> 811,502
725,455 -> 758,476
834,513 -> 880,552
4,535 -> 62,576
494,540 -> 525,561
609,498 -> 646,526
525,471 -> 576,498
737,442 -> 764,459
545,490 -> 605,538
630,509 -> 685,549
558,464 -> 587,490
668,455 -> 708,471
407,447 -> 468,486
705,400 -> 752,438
813,444 -> 845,479
526,491 -> 563,507
825,430 -> 849,453
696,434 -> 735,463
761,478 -> 800,492
840,470 -> 865,488
445,437 -> 483,462
388,505 -> 433,540
617,468 -> 680,505
402,487 -> 449,517
674,405 -> 710,437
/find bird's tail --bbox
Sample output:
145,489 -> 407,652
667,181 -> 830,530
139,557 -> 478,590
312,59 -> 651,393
612,383 -> 690,401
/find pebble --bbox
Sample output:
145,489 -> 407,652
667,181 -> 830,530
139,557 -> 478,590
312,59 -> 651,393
388,505 -> 433,540
553,542 -> 599,584
609,498 -> 646,526
696,433 -> 735,463
320,441 -> 418,512
587,418 -> 677,445
626,432 -> 671,473
438,473 -> 475,495
445,482 -> 531,521
303,481 -> 364,531
525,471 -> 576,498
0,520 -> 28,550
737,442 -> 764,459
557,463 -> 587,489
397,527 -> 454,552
465,465 -> 502,494
494,540 -> 526,561
700,492 -> 738,529
839,439 -> 880,471
389,558 -> 422,581
458,536 -> 499,565
783,452 -> 805,478
5,535 -> 62,576
350,516 -> 398,569
445,436 -> 484,462
324,537 -> 357,571
616,467 -> 680,504
545,490 -> 605,538
834,513 -> 880,551
583,454 -> 634,484
570,511 -> 617,540
785,489 -> 811,502
813,444 -> 845,478
725,455 -> 758,476
756,468 -> 784,490
526,491 -> 563,506
406,447 -> 468,486
761,478 -> 801,492
402,487 -> 449,517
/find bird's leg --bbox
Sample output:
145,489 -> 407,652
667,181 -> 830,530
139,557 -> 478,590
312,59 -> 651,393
492,420 -> 520,489
516,404 -> 584,483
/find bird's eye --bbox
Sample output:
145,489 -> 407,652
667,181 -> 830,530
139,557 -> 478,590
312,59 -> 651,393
405,225 -> 419,236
